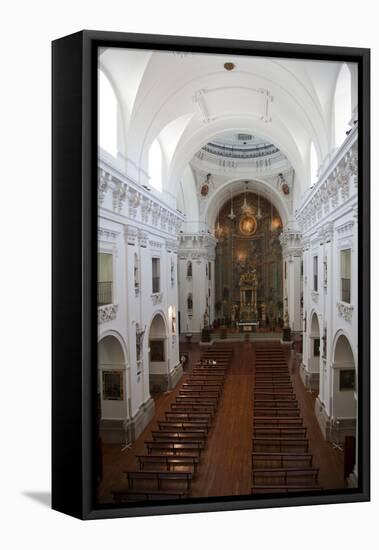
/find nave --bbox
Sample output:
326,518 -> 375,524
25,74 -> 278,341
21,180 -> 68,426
97,342 -> 344,504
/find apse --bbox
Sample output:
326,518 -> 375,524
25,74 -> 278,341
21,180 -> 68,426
214,189 -> 283,327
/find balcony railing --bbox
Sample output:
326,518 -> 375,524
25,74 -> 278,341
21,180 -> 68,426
341,278 -> 351,304
152,277 -> 160,294
98,281 -> 113,306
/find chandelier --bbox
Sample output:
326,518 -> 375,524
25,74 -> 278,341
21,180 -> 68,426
241,181 -> 254,215
228,189 -> 236,220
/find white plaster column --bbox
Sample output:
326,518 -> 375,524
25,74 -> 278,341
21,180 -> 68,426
280,230 -> 303,332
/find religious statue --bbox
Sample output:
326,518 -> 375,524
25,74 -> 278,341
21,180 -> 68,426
283,309 -> 289,328
203,309 -> 209,328
136,323 -> 146,361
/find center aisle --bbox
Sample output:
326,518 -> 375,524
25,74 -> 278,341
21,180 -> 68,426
190,341 -> 254,498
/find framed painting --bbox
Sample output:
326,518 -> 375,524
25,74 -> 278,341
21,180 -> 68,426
52,30 -> 370,520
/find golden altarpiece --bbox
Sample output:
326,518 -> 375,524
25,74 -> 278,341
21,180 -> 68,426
215,191 -> 283,327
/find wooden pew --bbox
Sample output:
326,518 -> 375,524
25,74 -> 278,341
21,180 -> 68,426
171,403 -> 216,414
158,421 -> 210,433
152,430 -> 207,441
136,454 -> 199,472
165,412 -> 212,422
176,396 -> 218,404
113,489 -> 187,502
253,400 -> 298,408
252,437 -> 309,452
179,389 -> 220,399
182,381 -> 223,388
252,452 -> 313,468
254,408 -> 300,417
251,485 -> 321,494
125,470 -> 193,490
145,440 -> 204,455
254,417 -> 303,426
252,467 -> 319,486
254,427 -> 307,438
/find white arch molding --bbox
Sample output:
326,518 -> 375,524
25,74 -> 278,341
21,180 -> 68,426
168,118 -> 307,198
204,177 -> 291,231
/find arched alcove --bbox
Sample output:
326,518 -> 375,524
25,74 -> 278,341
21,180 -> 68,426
98,333 -> 128,443
309,312 -> 321,384
332,333 -> 356,420
148,312 -> 168,395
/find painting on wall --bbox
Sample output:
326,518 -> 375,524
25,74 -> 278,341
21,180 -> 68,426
102,370 -> 123,400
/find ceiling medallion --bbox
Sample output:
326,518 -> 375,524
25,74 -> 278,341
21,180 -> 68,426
224,62 -> 235,71
239,214 -> 257,236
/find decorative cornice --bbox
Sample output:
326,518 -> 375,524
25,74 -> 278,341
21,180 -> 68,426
98,304 -> 118,324
296,134 -> 358,233
98,228 -> 118,242
337,301 -> 353,322
124,225 -> 138,246
98,159 -> 184,235
178,233 -> 217,261
279,230 -> 303,259
138,230 -> 148,248
336,221 -> 354,236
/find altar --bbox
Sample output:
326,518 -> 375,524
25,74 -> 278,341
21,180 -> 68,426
239,269 -> 258,322
237,321 -> 259,332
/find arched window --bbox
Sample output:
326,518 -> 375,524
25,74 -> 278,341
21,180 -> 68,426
98,69 -> 118,157
187,293 -> 193,312
187,261 -> 193,278
310,142 -> 318,187
148,139 -> 163,192
334,64 -> 352,148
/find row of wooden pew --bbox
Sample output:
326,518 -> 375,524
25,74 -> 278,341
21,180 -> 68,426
112,345 -> 233,503
251,344 -> 322,494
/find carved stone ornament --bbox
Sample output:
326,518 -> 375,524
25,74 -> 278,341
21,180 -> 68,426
98,304 -> 118,324
151,292 -> 163,305
337,301 -> 353,322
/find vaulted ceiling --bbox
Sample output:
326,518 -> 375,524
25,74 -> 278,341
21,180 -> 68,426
99,47 -> 354,221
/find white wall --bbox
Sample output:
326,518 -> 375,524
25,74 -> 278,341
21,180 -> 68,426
299,127 -> 358,424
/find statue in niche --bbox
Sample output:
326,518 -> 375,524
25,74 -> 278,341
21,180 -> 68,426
203,309 -> 209,328
136,323 -> 146,361
231,304 -> 239,325
134,253 -> 139,291
283,310 -> 289,328
170,258 -> 175,287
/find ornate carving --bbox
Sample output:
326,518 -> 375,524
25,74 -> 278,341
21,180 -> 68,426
98,170 -> 111,205
151,292 -> 163,305
98,304 -> 118,324
337,301 -> 353,322
280,231 -> 303,259
112,182 -> 127,212
138,230 -> 148,248
124,225 -> 138,246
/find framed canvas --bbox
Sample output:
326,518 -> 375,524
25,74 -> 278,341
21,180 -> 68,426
52,30 -> 370,520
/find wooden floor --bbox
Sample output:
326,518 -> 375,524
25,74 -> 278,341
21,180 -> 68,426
97,341 -> 344,504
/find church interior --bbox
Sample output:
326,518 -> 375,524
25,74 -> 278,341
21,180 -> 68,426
97,47 -> 358,504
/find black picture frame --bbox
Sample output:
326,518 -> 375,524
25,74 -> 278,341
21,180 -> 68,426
52,30 -> 370,520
